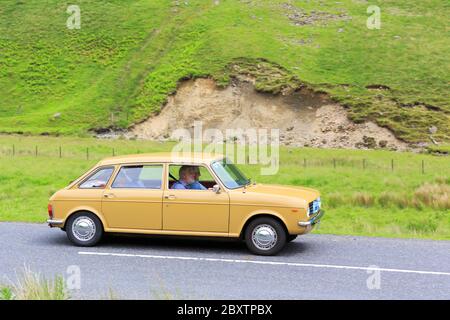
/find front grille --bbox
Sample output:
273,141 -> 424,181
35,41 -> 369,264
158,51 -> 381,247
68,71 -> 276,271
308,197 -> 321,217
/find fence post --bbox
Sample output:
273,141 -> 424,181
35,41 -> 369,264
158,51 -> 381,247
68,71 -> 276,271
112,148 -> 115,156
422,159 -> 425,174
59,146 -> 62,158
12,144 -> 15,156
303,158 -> 306,167
391,159 -> 394,172
86,147 -> 89,160
35,145 -> 38,157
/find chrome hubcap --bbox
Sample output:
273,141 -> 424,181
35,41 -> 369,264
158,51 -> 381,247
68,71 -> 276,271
72,216 -> 96,242
252,224 -> 277,250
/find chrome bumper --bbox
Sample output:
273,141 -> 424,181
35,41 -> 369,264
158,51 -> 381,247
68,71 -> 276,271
47,219 -> 64,227
298,210 -> 325,227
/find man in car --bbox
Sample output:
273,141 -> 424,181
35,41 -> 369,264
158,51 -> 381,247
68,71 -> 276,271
172,166 -> 206,190
190,166 -> 207,190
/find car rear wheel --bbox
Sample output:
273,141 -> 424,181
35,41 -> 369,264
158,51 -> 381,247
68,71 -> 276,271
66,212 -> 103,247
287,235 -> 297,242
244,217 -> 287,256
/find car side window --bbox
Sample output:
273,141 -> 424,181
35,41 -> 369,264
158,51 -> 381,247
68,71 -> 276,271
79,167 -> 114,189
168,165 -> 216,190
112,165 -> 163,189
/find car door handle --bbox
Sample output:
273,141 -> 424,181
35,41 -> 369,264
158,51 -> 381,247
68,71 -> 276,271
103,193 -> 115,198
164,195 -> 176,200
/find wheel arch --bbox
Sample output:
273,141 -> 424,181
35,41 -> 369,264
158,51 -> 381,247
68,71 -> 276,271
63,208 -> 106,231
239,212 -> 289,239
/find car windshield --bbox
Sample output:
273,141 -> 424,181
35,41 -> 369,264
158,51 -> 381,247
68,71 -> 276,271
211,158 -> 250,189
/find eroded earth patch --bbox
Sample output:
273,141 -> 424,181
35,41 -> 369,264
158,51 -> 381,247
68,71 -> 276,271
128,78 -> 409,150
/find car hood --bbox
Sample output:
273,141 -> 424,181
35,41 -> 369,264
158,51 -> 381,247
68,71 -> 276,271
243,183 -> 320,203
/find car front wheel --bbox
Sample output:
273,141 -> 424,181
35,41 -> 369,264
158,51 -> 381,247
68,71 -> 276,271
244,217 -> 287,256
66,212 -> 103,247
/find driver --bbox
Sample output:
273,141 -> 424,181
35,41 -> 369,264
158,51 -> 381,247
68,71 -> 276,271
172,166 -> 206,190
190,166 -> 207,190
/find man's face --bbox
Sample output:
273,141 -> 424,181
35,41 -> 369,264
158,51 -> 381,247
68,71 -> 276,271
181,169 -> 195,184
193,167 -> 201,181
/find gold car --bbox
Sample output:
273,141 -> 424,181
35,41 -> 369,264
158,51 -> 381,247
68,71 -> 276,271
47,153 -> 323,255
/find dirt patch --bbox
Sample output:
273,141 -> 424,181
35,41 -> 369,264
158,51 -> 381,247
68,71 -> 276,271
281,2 -> 351,26
128,78 -> 409,150
366,84 -> 391,90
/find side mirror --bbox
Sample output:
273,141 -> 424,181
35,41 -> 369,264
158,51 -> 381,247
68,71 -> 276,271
212,184 -> 221,194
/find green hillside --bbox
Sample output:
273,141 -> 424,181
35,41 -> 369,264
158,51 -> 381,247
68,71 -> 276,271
0,0 -> 449,143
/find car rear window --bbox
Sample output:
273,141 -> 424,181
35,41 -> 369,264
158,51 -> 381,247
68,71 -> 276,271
112,165 -> 163,189
79,167 -> 114,189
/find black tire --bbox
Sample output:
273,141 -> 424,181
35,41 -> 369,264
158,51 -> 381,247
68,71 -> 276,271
66,211 -> 103,247
244,217 -> 287,256
287,235 -> 297,242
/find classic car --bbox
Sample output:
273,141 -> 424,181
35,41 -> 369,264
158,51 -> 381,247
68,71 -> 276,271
47,153 -> 323,255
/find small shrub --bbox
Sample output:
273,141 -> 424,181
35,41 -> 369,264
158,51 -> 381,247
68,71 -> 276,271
378,192 -> 410,209
406,219 -> 438,234
325,192 -> 345,208
434,177 -> 450,185
6,267 -> 69,300
351,192 -> 375,207
414,183 -> 450,209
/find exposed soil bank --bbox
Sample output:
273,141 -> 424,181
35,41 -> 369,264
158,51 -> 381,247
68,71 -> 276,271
128,78 -> 409,150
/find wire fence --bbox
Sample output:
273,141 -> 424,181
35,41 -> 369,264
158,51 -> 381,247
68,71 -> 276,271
0,144 -> 139,160
280,157 -> 430,174
0,143 -> 448,176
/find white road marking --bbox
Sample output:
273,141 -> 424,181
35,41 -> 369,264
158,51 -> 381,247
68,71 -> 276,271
78,251 -> 450,276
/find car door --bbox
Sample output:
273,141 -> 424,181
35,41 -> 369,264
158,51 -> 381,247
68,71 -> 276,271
101,164 -> 164,230
162,164 -> 230,233
67,166 -> 116,219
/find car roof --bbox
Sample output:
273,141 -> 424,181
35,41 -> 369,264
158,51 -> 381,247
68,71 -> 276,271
97,152 -> 225,166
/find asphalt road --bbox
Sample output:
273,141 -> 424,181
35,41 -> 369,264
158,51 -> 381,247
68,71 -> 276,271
0,222 -> 449,299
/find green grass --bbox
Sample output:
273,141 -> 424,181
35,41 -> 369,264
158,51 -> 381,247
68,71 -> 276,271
427,143 -> 450,155
0,135 -> 448,240
0,267 -> 68,300
0,0 -> 448,142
